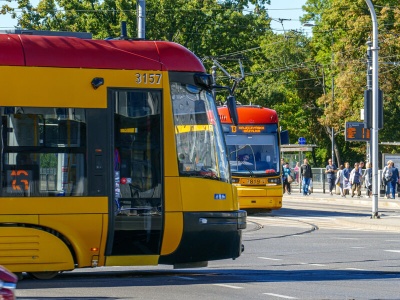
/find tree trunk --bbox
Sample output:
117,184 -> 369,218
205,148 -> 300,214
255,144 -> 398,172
325,125 -> 341,166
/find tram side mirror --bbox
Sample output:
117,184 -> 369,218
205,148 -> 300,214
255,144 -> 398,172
280,130 -> 289,145
194,73 -> 213,89
226,96 -> 239,126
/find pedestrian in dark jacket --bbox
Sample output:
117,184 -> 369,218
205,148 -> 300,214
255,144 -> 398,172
325,158 -> 337,195
300,158 -> 312,196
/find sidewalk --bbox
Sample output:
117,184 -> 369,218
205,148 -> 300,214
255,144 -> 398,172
283,188 -> 400,232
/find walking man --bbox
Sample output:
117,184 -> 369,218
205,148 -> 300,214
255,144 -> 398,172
300,158 -> 313,196
325,158 -> 337,195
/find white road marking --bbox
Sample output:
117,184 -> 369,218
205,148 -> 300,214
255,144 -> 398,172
258,257 -> 282,261
346,268 -> 366,271
213,284 -> 243,289
299,262 -> 326,266
176,276 -> 197,280
263,292 -> 298,299
384,250 -> 400,253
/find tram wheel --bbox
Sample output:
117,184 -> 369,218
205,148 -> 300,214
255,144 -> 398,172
28,271 -> 59,280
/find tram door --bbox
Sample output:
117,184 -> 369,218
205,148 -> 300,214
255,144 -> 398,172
109,89 -> 163,255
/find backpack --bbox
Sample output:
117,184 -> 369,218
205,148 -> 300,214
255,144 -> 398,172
384,167 -> 392,182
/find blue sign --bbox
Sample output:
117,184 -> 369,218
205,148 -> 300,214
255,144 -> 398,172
214,194 -> 226,200
298,137 -> 306,145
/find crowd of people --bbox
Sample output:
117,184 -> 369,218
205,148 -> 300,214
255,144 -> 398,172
281,157 -> 399,199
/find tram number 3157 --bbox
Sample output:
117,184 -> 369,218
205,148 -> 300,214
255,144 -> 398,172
135,73 -> 162,85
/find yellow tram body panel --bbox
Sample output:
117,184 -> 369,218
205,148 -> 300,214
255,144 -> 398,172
0,197 -> 108,271
235,183 -> 283,210
0,66 -> 163,108
0,227 -> 74,273
180,178 -> 237,212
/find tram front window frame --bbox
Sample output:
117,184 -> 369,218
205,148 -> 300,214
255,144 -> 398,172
224,125 -> 280,177
170,74 -> 229,183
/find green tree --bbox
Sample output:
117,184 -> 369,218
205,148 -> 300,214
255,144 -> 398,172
302,0 -> 400,165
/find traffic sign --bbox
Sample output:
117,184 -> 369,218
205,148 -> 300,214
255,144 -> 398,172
345,122 -> 370,141
298,137 -> 306,145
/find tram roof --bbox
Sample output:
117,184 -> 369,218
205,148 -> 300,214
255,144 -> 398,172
218,105 -> 278,124
0,32 -> 205,72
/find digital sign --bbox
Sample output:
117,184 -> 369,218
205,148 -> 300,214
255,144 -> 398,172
345,122 -> 370,141
6,169 -> 33,194
3,165 -> 39,195
231,125 -> 266,133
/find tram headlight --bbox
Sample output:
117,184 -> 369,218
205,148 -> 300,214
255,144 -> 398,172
232,178 -> 240,183
268,178 -> 281,184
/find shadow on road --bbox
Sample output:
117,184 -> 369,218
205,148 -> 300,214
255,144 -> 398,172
16,267 -> 400,291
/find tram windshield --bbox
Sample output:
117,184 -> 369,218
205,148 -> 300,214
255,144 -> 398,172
224,125 -> 280,176
171,81 -> 229,182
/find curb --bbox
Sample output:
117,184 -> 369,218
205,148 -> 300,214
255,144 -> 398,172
285,194 -> 400,209
335,217 -> 400,232
283,193 -> 400,231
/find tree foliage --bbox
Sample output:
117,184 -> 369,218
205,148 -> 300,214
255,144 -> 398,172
303,0 -> 400,165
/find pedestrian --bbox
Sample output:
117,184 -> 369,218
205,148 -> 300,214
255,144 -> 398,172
359,161 -> 365,196
336,165 -> 345,197
294,162 -> 300,184
381,160 -> 393,199
325,158 -> 337,195
282,162 -> 292,194
342,162 -> 351,196
281,158 -> 285,193
363,162 -> 372,198
390,162 -> 398,199
350,162 -> 362,197
300,158 -> 313,196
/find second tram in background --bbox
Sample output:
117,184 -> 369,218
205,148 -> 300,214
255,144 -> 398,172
218,105 -> 283,213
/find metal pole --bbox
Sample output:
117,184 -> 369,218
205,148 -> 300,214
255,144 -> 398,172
365,0 -> 379,218
331,32 -> 335,166
331,76 -> 335,165
366,40 -> 372,163
137,0 -> 146,39
212,65 -> 217,100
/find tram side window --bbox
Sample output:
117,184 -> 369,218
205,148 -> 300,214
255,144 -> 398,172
0,107 -> 87,197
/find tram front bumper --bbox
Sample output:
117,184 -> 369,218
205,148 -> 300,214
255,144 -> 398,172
159,210 -> 246,265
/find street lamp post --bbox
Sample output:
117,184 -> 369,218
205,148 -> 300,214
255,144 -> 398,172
365,0 -> 380,218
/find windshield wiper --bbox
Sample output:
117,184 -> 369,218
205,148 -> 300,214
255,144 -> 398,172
238,158 -> 254,176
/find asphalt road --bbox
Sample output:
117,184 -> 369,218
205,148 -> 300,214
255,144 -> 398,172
16,199 -> 400,300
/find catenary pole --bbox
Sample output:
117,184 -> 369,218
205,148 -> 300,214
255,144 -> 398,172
366,40 -> 372,163
365,0 -> 379,218
331,34 -> 335,166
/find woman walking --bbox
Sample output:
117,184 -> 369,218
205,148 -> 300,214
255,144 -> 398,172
342,162 -> 351,197
382,160 -> 393,199
350,162 -> 362,197
282,162 -> 292,195
336,165 -> 345,197
363,162 -> 372,198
